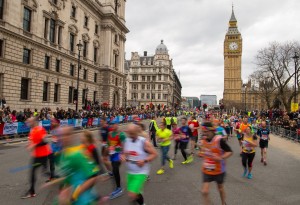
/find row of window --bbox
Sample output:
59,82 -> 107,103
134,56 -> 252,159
21,78 -> 97,103
19,4 -> 101,62
131,93 -> 168,100
20,47 -> 98,82
132,84 -> 168,90
132,75 -> 165,81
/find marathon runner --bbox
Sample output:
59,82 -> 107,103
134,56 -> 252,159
107,120 -> 126,199
199,122 -> 233,205
122,124 -> 157,205
188,115 -> 200,155
156,121 -> 174,175
47,126 -> 104,205
22,117 -> 52,199
99,118 -> 113,176
238,117 -> 251,156
241,126 -> 258,179
172,122 -> 181,160
257,121 -> 270,166
180,117 -> 193,164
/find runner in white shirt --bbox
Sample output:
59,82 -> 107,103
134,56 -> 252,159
122,124 -> 157,205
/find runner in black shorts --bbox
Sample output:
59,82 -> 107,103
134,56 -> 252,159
257,121 -> 270,166
200,122 -> 233,205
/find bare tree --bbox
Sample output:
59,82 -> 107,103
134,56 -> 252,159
249,70 -> 276,109
254,41 -> 300,111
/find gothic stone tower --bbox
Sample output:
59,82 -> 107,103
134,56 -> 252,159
223,7 -> 243,109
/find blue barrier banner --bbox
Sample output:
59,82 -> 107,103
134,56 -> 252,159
74,119 -> 82,127
3,122 -> 18,135
128,115 -> 132,121
17,122 -> 30,134
93,118 -> 99,126
60,119 -> 68,127
119,115 -> 123,123
68,119 -> 75,126
82,118 -> 88,127
42,120 -> 51,131
106,117 -> 110,123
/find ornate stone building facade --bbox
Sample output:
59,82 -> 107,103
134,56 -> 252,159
0,0 -> 129,110
223,7 -> 243,109
125,40 -> 182,109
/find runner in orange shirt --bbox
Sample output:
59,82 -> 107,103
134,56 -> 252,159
22,117 -> 52,199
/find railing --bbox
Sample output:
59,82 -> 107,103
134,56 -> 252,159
0,114 -> 152,139
270,125 -> 300,142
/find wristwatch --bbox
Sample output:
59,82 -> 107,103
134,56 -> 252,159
144,159 -> 149,163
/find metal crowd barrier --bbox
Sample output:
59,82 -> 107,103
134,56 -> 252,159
270,126 -> 300,142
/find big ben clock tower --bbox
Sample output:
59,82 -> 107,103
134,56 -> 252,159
223,7 -> 242,109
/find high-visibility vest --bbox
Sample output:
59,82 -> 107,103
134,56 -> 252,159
172,117 -> 178,125
165,117 -> 172,125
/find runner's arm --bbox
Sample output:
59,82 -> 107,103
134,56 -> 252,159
143,141 -> 158,162
220,139 -> 233,159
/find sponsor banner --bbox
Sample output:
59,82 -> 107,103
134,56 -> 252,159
87,118 -> 93,127
92,118 -> 99,126
17,122 -> 30,134
82,118 -> 88,127
60,119 -> 69,127
119,115 -> 123,123
74,119 -> 82,127
68,119 -> 75,126
3,122 -> 18,135
42,120 -> 51,131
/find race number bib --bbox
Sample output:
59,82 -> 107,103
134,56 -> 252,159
261,134 -> 268,140
204,160 -> 216,171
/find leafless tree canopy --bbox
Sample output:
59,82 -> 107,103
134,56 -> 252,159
252,41 -> 300,111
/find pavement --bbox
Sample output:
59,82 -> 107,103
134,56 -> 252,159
0,120 -> 300,205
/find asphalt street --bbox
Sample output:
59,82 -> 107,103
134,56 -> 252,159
0,120 -> 300,205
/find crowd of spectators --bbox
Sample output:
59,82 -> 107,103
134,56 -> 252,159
0,102 -> 180,124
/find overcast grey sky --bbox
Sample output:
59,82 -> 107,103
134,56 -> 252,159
125,0 -> 300,101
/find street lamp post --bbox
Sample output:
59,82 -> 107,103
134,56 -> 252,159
76,40 -> 83,112
85,88 -> 89,109
292,52 -> 299,104
243,85 -> 247,114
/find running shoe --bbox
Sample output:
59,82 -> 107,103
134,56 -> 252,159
156,169 -> 165,175
181,160 -> 188,164
147,176 -> 151,181
261,158 -> 263,163
21,191 -> 36,199
186,155 -> 194,163
264,161 -> 267,166
109,187 -> 123,199
108,172 -> 114,177
169,159 -> 174,168
243,169 -> 248,177
247,173 -> 253,179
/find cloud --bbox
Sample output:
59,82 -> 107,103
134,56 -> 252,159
125,0 -> 300,101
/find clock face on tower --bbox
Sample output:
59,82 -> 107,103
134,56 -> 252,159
229,42 -> 238,51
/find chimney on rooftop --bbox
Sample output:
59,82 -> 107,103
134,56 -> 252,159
144,51 -> 147,56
